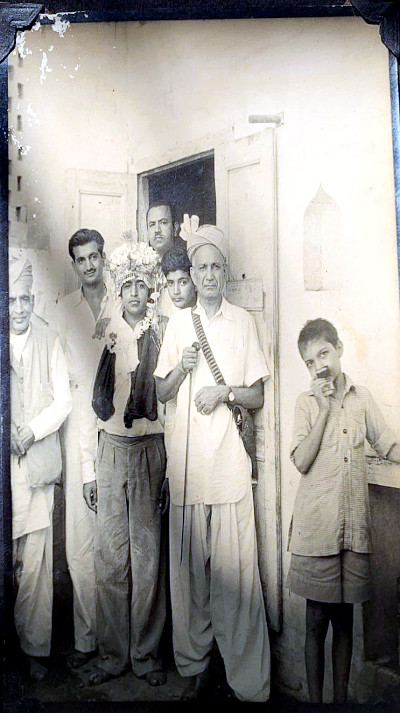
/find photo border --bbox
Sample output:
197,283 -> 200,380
1,2 -> 399,711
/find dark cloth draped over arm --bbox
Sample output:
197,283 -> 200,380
124,327 -> 160,426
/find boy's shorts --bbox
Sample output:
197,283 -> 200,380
286,550 -> 371,604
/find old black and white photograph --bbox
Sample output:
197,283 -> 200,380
2,1 -> 400,710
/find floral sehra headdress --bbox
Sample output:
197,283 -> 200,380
108,236 -> 163,340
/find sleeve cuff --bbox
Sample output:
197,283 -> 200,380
28,418 -> 42,442
245,365 -> 270,387
372,426 -> 399,459
82,461 -> 96,484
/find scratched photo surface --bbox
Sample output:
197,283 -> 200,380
7,12 -> 400,706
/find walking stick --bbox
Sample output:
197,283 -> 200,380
180,342 -> 200,565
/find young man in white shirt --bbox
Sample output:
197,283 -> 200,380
56,229 -> 112,669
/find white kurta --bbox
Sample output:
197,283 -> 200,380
155,298 -> 271,701
11,327 -> 71,657
154,298 -> 269,505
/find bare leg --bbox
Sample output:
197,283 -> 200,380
305,599 -> 330,703
330,602 -> 353,704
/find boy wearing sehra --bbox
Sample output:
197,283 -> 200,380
287,318 -> 400,704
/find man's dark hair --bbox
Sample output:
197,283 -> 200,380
298,318 -> 339,356
146,200 -> 177,225
69,228 -> 105,261
161,247 -> 191,278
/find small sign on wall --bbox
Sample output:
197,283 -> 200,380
227,278 -> 264,311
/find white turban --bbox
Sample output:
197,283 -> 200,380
180,214 -> 227,261
9,257 -> 33,290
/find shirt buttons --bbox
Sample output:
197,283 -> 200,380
344,457 -> 349,463
343,429 -> 347,434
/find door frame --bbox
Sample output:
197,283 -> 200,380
133,126 -> 282,630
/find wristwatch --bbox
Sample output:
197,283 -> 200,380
228,388 -> 235,403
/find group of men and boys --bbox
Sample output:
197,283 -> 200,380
9,200 -> 400,703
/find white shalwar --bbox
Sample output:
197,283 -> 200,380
155,298 -> 271,702
11,328 -> 72,656
56,287 -> 111,652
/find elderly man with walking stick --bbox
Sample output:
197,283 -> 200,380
154,220 -> 271,702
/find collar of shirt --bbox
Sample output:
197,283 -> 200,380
10,324 -> 31,362
193,296 -> 235,325
307,373 -> 356,398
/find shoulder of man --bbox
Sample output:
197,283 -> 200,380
223,298 -> 254,322
30,319 -> 59,346
59,288 -> 81,308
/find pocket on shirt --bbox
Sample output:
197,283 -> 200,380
350,413 -> 366,448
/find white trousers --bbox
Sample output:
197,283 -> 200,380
170,488 -> 270,702
63,388 -> 97,652
14,523 -> 53,657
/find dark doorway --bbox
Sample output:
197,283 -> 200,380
147,154 -> 216,227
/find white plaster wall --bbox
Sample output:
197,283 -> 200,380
10,17 -> 400,700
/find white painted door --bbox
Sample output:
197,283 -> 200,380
215,128 -> 281,631
65,168 -> 137,293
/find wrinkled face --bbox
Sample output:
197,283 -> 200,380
301,338 -> 343,381
9,282 -> 34,335
190,244 -> 226,302
166,270 -> 196,309
72,241 -> 104,288
147,205 -> 176,257
121,278 -> 149,318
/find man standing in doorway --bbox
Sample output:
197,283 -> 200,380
155,223 -> 271,702
56,229 -> 111,669
10,256 -> 72,680
147,201 -> 186,319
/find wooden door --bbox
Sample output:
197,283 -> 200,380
215,128 -> 281,631
65,168 -> 136,293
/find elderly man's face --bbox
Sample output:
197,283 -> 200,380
190,244 -> 226,302
121,278 -> 149,319
9,282 -> 34,335
72,240 -> 104,288
147,205 -> 176,257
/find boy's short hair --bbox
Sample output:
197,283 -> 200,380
298,318 -> 339,356
146,200 -> 177,225
69,228 -> 105,260
161,247 -> 191,277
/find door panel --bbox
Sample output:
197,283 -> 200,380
215,128 -> 281,631
65,168 -> 136,293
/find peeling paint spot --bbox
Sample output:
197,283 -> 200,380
44,14 -> 71,38
49,46 -> 54,52
27,104 -> 41,127
34,197 -> 40,203
39,52 -> 52,84
14,32 -> 33,59
9,132 -> 31,156
74,64 -> 80,72
68,74 -> 75,80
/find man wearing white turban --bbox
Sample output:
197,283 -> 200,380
155,222 -> 271,702
9,256 -> 72,680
